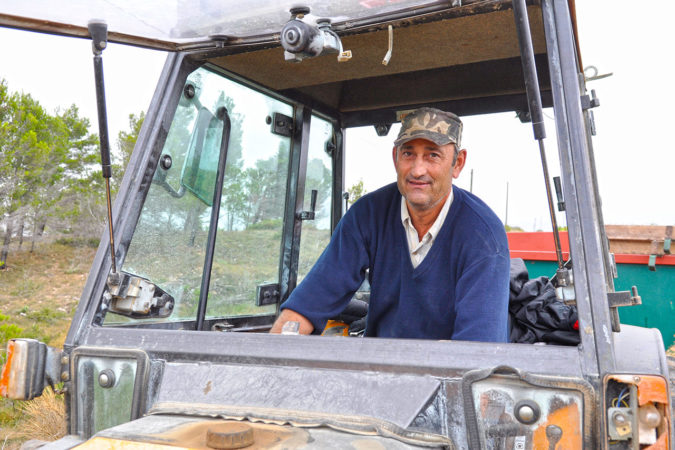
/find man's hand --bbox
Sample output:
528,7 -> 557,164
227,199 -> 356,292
269,309 -> 314,334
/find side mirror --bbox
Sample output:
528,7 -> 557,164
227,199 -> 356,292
180,106 -> 224,206
0,339 -> 62,400
152,82 -> 224,207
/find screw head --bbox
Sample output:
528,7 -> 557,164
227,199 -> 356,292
612,411 -> 628,426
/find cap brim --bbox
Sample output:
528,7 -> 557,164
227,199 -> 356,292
394,133 -> 455,148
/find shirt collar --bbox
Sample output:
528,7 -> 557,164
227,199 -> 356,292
400,187 -> 454,240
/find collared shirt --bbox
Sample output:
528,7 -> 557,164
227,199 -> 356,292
401,189 -> 453,268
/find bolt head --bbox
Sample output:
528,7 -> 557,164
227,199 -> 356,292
518,405 -> 535,422
514,400 -> 540,424
60,371 -> 69,382
98,369 -> 115,388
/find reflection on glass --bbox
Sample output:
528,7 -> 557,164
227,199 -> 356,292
109,66 -> 292,325
204,80 -> 293,319
297,116 -> 334,282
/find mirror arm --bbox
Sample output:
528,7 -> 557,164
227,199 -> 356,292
151,176 -> 187,198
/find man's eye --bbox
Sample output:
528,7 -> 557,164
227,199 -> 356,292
429,153 -> 440,158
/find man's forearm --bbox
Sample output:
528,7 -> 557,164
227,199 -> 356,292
269,309 -> 315,334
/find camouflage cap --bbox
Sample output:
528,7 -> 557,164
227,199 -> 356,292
394,107 -> 462,149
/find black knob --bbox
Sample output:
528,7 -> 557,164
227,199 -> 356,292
290,6 -> 310,16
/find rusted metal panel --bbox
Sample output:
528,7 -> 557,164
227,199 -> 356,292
606,225 -> 674,256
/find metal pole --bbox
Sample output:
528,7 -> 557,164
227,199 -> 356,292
88,20 -> 117,276
512,0 -> 564,269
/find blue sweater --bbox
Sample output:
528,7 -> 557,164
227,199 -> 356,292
282,183 -> 510,342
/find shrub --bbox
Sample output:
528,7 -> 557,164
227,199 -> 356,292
15,387 -> 66,442
55,237 -> 100,248
246,218 -> 283,231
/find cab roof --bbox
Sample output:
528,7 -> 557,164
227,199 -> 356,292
0,0 -> 581,123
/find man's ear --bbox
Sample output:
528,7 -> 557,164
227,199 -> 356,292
452,148 -> 467,179
392,146 -> 398,168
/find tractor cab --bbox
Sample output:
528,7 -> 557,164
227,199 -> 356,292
1,0 -> 672,448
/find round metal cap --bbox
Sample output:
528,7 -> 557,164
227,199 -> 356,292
514,400 -> 540,425
206,423 -> 254,449
98,369 -> 115,388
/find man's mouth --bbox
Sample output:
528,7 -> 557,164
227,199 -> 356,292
406,178 -> 431,188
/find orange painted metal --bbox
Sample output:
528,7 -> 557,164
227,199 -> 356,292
0,340 -> 15,398
635,376 -> 670,406
507,231 -> 675,266
610,375 -> 669,406
531,403 -> 582,449
644,431 -> 668,450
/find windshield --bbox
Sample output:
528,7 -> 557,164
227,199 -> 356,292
106,66 -> 294,324
0,0 -> 455,49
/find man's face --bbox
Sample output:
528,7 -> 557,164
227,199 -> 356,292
392,138 -> 466,212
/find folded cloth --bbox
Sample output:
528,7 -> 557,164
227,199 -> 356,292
509,259 -> 580,345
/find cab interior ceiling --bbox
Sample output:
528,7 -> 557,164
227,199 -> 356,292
202,4 -> 553,127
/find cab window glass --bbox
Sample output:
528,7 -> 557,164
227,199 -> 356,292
297,116 -> 333,282
107,66 -> 292,325
204,82 -> 293,319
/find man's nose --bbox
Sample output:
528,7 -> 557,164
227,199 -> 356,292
410,156 -> 427,177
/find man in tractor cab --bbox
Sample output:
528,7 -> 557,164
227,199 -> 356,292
271,108 -> 510,342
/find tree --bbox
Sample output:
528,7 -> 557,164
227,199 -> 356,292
347,179 -> 367,205
0,81 -> 102,267
116,111 -> 145,171
0,89 -> 53,265
46,105 -> 103,242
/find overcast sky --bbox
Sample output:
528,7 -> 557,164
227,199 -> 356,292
0,1 -> 673,231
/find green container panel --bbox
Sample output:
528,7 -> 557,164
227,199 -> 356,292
522,260 -> 675,349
